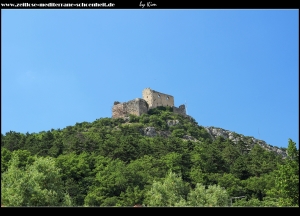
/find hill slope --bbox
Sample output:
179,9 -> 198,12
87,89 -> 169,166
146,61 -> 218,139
2,106 -> 297,207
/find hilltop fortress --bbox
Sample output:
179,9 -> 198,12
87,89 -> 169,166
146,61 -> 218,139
112,88 -> 186,118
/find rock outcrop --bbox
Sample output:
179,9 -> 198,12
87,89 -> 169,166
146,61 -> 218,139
182,135 -> 198,141
167,120 -> 180,127
141,119 -> 198,141
143,127 -> 157,137
205,126 -> 287,158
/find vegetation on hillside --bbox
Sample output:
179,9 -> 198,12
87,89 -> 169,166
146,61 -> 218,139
1,107 -> 298,207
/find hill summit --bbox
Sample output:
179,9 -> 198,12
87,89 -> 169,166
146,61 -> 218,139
2,104 -> 296,207
112,88 -> 186,118
110,88 -> 287,158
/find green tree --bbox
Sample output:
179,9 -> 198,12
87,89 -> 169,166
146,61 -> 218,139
117,186 -> 145,206
125,155 -> 166,188
1,147 -> 11,173
247,144 -> 280,177
221,141 -> 240,168
48,132 -> 64,157
217,173 -> 245,197
145,171 -> 229,207
230,154 -> 251,180
160,152 -> 182,174
55,152 -> 93,206
232,197 -> 279,207
23,133 -> 40,155
2,131 -> 25,151
10,149 -> 35,169
187,184 -> 229,207
145,171 -> 189,206
189,166 -> 205,187
190,140 -> 226,174
242,175 -> 267,201
84,157 -> 128,206
1,155 -> 72,206
172,129 -> 185,138
267,139 -> 299,206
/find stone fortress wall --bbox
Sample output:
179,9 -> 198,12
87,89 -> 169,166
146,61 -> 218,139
112,88 -> 186,119
173,104 -> 186,116
112,98 -> 148,119
142,88 -> 174,109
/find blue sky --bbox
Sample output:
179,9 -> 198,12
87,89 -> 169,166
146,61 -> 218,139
2,9 -> 298,149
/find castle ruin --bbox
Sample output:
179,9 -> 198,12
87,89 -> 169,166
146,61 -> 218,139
112,88 -> 186,118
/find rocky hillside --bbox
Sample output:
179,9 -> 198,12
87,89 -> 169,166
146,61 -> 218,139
2,105 -> 297,207
205,126 -> 287,158
123,115 -> 288,158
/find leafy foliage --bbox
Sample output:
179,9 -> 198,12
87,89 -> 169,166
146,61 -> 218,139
266,139 -> 299,206
1,109 -> 297,206
145,171 -> 190,206
187,183 -> 229,207
1,154 -> 72,206
145,171 -> 229,207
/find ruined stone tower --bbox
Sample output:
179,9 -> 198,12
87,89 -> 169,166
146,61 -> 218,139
112,88 -> 186,119
112,98 -> 148,119
142,88 -> 174,109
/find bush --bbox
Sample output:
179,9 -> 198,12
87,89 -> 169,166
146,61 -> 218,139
172,129 -> 185,138
129,114 -> 140,123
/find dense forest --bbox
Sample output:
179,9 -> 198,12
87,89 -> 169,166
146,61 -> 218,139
1,106 -> 299,207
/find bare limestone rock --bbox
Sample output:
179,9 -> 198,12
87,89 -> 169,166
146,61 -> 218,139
167,120 -> 179,127
182,135 -> 197,141
205,126 -> 287,158
143,127 -> 157,137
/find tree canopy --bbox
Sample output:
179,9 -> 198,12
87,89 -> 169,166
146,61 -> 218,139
1,107 -> 297,207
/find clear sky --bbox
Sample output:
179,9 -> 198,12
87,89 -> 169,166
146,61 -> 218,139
2,9 -> 298,149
